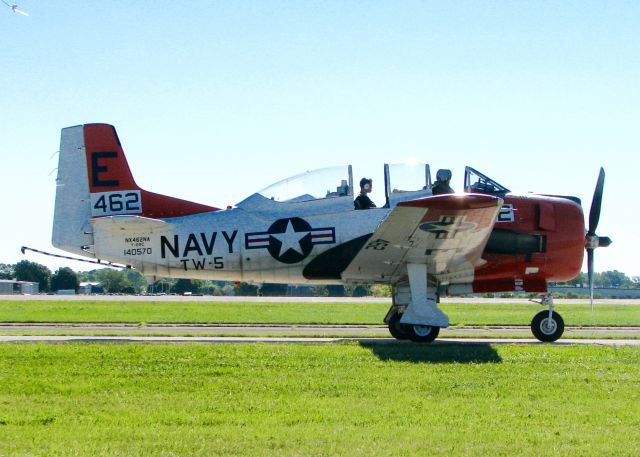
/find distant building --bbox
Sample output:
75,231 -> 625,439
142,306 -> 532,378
0,279 -> 39,295
56,289 -> 76,295
78,282 -> 104,295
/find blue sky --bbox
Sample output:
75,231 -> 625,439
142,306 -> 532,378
1,1 -> 638,276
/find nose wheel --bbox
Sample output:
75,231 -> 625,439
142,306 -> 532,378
530,294 -> 565,342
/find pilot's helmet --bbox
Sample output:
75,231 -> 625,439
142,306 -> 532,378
360,178 -> 372,190
436,169 -> 452,182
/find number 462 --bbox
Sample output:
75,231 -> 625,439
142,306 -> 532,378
93,192 -> 141,213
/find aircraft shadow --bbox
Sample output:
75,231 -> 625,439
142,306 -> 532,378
359,341 -> 502,364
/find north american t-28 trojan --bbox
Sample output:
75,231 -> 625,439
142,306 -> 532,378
50,123 -> 611,342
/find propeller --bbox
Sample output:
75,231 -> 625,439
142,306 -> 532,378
585,167 -> 612,311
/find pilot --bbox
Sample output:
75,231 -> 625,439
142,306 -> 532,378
354,178 -> 377,210
432,169 -> 454,195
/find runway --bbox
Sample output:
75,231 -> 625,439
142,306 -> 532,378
1,334 -> 638,345
2,323 -> 639,335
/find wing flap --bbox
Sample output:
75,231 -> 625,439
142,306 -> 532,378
341,194 -> 503,283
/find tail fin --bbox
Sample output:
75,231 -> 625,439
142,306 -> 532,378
52,123 -> 218,256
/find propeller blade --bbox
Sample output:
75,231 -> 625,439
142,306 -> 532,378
14,8 -> 29,16
587,248 -> 595,313
587,167 -> 605,237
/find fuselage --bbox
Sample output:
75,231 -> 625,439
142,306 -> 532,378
91,191 -> 585,292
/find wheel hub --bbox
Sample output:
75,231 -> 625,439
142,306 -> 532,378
412,325 -> 433,337
540,318 -> 557,335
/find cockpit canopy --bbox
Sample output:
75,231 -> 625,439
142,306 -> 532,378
258,166 -> 353,203
464,166 -> 510,196
253,163 -> 434,207
248,163 -> 510,207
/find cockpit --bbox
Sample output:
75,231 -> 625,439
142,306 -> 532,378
238,164 -> 509,210
463,166 -> 510,196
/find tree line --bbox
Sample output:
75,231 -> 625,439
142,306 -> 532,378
0,260 -> 390,297
1,260 -> 638,296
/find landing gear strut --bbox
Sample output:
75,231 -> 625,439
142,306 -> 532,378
530,294 -> 565,342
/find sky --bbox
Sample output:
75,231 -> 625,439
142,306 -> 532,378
1,1 -> 638,277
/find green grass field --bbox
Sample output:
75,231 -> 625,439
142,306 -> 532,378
0,300 -> 638,326
1,342 -> 638,456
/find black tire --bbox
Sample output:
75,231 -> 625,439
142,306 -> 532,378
387,312 -> 411,340
407,324 -> 440,343
531,310 -> 565,342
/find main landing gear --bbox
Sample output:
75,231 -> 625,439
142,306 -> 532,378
387,309 -> 440,343
384,264 -> 448,343
530,294 -> 565,342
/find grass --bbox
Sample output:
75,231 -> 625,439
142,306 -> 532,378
0,342 -> 638,456
0,300 -> 638,326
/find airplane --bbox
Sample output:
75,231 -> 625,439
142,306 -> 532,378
1,0 -> 29,16
50,123 -> 611,343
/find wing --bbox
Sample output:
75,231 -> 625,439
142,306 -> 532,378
341,194 -> 503,284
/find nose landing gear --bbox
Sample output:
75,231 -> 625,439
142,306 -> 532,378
530,294 -> 565,342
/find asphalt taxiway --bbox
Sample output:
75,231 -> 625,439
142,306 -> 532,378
2,323 -> 639,336
1,335 -> 639,345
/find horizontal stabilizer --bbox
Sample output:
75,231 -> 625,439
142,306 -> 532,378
91,215 -> 171,233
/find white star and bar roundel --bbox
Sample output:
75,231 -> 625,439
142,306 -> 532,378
245,217 -> 336,264
419,215 -> 477,240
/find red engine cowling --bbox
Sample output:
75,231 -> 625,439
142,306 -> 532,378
472,194 -> 585,293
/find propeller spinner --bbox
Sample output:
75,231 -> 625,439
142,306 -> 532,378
585,167 -> 612,309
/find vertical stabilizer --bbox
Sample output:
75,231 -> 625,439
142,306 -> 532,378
52,125 -> 95,257
52,123 -> 219,257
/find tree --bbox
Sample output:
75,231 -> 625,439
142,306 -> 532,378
370,284 -> 391,297
149,279 -> 174,294
95,269 -> 133,293
125,270 -> 149,294
598,270 -> 629,288
567,272 -> 587,287
172,279 -> 203,295
221,284 -> 235,296
326,285 -> 345,297
14,260 -> 51,291
350,285 -> 371,297
259,283 -> 288,296
78,269 -> 100,282
313,285 -> 329,297
200,283 -> 223,296
50,267 -> 79,292
0,263 -> 13,280
234,282 -> 258,296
